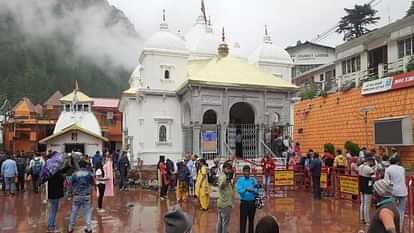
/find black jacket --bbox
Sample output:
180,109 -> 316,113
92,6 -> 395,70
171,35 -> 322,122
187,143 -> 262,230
48,171 -> 65,199
310,158 -> 322,177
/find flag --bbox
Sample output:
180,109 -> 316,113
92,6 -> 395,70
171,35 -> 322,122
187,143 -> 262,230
201,0 -> 207,24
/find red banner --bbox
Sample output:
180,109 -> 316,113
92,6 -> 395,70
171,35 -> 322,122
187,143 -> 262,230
392,71 -> 414,90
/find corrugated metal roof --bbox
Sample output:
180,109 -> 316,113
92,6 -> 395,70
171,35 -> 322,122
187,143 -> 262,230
91,98 -> 119,108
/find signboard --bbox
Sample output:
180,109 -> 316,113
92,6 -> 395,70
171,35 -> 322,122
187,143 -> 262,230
274,170 -> 294,186
391,71 -> 414,90
361,77 -> 392,95
201,130 -> 217,153
339,176 -> 359,195
320,172 -> 328,189
291,53 -> 329,61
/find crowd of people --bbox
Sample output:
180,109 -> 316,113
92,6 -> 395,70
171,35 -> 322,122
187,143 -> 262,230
157,153 -> 278,233
0,143 -> 410,233
0,150 -> 122,233
283,143 -> 407,233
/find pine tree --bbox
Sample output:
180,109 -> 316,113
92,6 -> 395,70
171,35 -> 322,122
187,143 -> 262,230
336,4 -> 380,41
407,1 -> 414,17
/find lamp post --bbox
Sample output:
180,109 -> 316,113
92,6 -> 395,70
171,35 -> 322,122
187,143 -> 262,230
360,106 -> 374,148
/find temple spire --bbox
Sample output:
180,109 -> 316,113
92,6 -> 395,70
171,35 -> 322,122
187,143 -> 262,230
221,27 -> 225,42
160,9 -> 168,31
263,24 -> 272,44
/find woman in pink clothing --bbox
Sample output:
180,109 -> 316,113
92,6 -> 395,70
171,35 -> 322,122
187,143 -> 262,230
103,154 -> 114,197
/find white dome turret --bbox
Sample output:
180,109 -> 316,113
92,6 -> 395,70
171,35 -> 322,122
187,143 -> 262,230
249,25 -> 293,65
185,15 -> 220,60
142,10 -> 188,55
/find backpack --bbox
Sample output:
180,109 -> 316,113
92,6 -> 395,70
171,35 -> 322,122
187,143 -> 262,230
16,158 -> 26,171
166,159 -> 174,175
33,159 -> 42,175
208,166 -> 218,184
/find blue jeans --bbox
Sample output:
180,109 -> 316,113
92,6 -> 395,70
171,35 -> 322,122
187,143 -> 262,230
393,196 -> 406,226
4,177 -> 16,194
48,199 -> 60,231
68,195 -> 92,232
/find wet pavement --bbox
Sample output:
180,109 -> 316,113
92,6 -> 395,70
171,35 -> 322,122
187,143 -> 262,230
0,188 -> 410,233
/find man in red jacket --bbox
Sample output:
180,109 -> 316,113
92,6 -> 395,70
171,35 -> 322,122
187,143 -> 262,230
262,155 -> 275,194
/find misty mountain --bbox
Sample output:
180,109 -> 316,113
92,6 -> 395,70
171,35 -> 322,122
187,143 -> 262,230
0,0 -> 142,106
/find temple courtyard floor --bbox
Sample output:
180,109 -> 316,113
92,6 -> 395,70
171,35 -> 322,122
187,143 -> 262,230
0,188 -> 411,233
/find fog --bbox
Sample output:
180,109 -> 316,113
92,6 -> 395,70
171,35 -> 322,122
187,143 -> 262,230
0,0 -> 142,70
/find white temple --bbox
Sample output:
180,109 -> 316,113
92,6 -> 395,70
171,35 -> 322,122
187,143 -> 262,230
40,83 -> 108,155
120,12 -> 297,165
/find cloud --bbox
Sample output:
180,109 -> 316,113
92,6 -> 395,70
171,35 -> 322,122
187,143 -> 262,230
109,0 -> 410,55
0,0 -> 142,69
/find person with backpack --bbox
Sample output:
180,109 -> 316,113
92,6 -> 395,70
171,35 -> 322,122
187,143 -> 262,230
166,158 -> 176,192
209,159 -> 220,186
29,153 -> 45,193
92,151 -> 102,170
195,159 -> 210,211
176,160 -> 190,202
15,153 -> 27,192
118,151 -> 130,191
1,154 -> 18,196
358,156 -> 375,225
68,160 -> 95,233
333,149 -> 348,174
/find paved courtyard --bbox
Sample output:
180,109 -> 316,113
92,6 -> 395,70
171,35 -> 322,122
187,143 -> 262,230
0,189 -> 410,233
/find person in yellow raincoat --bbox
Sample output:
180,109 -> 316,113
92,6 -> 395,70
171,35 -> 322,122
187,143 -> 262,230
195,159 -> 210,210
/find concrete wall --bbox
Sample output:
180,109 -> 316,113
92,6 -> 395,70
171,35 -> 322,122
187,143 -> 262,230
294,87 -> 414,166
124,94 -> 182,165
140,52 -> 188,91
258,63 -> 292,83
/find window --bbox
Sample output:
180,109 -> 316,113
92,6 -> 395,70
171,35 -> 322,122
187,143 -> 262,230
164,70 -> 170,79
160,64 -> 174,80
159,125 -> 167,142
71,132 -> 78,141
342,55 -> 361,74
319,73 -> 324,82
406,38 -> 412,56
342,61 -> 346,74
398,36 -> 414,58
76,104 -> 82,112
65,104 -> 71,112
83,104 -> 89,112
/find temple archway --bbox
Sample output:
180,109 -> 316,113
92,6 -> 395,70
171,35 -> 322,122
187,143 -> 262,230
229,102 -> 255,125
202,109 -> 217,124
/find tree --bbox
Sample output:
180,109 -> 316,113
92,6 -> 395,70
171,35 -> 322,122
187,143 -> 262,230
407,1 -> 414,17
336,4 -> 380,41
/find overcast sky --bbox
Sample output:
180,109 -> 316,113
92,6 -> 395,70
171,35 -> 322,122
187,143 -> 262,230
108,0 -> 410,55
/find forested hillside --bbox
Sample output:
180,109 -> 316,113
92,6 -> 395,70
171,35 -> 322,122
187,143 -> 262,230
0,0 -> 142,105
